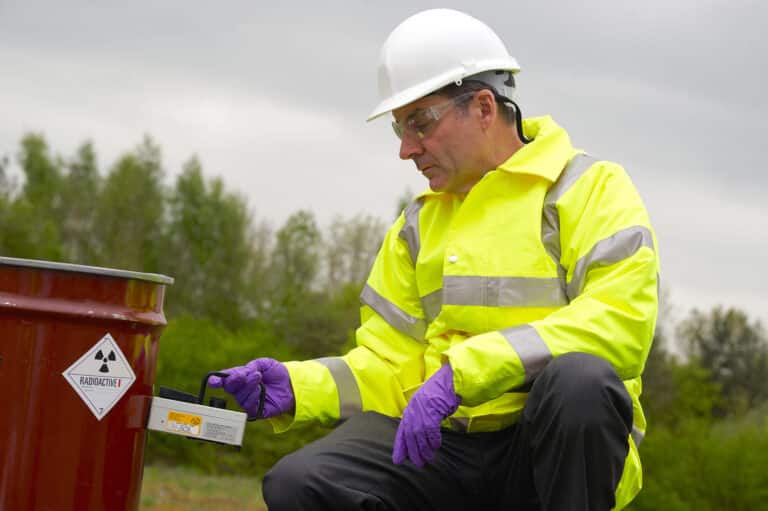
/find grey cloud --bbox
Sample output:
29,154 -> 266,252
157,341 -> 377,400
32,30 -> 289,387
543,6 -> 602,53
1,0 -> 766,323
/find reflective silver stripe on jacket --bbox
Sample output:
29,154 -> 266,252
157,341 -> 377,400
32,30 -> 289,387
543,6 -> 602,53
500,324 -> 552,384
421,288 -> 442,322
449,417 -> 469,432
398,199 -> 424,265
541,153 -> 598,292
566,226 -> 655,299
442,275 -> 568,308
631,425 -> 645,447
315,357 -> 363,420
360,283 -> 427,341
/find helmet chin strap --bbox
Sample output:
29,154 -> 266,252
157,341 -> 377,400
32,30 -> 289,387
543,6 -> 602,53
512,100 -> 531,144
503,98 -> 531,144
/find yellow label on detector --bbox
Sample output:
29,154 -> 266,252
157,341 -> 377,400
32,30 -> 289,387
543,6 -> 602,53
165,410 -> 202,436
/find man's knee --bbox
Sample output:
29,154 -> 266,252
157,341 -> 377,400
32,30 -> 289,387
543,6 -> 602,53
541,352 -> 617,391
529,353 -> 632,429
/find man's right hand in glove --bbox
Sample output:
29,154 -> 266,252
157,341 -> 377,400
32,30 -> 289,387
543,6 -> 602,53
209,358 -> 295,419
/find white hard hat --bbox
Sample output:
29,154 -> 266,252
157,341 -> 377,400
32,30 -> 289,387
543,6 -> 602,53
367,9 -> 520,122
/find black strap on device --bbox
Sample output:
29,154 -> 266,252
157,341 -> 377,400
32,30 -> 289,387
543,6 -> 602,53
199,371 -> 266,420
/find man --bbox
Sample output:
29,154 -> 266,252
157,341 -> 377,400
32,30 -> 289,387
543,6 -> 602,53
211,8 -> 659,510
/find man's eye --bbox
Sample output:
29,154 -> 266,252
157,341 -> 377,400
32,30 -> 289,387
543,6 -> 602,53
413,121 -> 431,132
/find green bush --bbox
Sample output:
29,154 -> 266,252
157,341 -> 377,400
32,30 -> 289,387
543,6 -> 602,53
629,415 -> 768,510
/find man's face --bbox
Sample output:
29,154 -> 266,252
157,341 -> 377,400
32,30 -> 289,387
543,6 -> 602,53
393,93 -> 486,194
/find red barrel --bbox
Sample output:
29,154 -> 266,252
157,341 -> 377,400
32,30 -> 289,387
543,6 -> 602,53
0,257 -> 173,511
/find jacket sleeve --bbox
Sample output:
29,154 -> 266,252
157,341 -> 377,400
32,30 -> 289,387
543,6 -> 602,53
269,212 -> 427,432
445,160 -> 660,406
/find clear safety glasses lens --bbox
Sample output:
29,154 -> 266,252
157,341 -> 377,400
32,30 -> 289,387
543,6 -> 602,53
391,91 -> 476,141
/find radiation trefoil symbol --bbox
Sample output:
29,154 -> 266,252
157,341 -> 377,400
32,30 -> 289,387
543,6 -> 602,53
62,333 -> 136,421
95,349 -> 116,373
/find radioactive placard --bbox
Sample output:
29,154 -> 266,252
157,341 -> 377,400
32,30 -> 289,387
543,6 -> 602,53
62,333 -> 136,420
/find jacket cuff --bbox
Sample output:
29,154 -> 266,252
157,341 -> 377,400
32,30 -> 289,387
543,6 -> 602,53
266,360 -> 340,433
445,330 -> 527,406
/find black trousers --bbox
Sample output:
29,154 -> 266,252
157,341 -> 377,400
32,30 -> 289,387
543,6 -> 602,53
263,353 -> 633,510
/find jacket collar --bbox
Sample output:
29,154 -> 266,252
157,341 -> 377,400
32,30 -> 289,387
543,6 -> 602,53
496,116 -> 576,183
415,116 -> 577,200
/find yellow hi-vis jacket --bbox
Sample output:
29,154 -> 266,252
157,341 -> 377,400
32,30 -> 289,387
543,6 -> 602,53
270,116 -> 659,510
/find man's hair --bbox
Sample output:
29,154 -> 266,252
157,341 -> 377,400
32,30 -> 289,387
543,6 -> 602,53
433,80 -> 517,125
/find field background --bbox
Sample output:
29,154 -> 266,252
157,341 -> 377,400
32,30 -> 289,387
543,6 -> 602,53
140,466 -> 266,511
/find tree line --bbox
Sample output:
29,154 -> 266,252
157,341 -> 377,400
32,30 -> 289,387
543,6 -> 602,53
2,134 -> 767,509
0,133 -> 386,356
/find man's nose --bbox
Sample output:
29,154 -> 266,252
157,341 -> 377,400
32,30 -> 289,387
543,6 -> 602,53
399,132 -> 424,160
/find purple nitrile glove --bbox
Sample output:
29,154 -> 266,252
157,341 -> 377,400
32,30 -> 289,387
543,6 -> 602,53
393,363 -> 461,468
209,358 -> 295,419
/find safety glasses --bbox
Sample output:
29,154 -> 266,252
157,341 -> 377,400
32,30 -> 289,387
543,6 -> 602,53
392,91 -> 476,140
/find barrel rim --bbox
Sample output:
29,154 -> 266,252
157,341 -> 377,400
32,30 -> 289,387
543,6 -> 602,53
0,256 -> 174,285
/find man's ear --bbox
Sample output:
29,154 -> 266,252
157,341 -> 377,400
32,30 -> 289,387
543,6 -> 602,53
476,90 -> 497,129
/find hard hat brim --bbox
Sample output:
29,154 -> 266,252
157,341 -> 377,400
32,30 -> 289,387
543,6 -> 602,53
366,58 -> 520,122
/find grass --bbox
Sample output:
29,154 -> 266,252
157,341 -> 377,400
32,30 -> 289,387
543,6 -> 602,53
140,465 -> 266,511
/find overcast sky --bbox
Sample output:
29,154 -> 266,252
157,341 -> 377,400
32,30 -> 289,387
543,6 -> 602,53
1,0 -> 766,330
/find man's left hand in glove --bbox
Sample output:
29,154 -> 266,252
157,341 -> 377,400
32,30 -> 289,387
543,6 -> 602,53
392,363 -> 461,468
